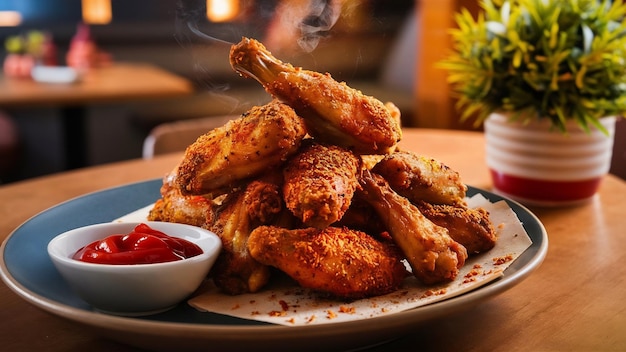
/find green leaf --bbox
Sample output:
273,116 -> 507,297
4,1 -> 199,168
439,0 -> 626,133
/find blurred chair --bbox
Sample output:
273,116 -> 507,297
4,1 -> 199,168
142,114 -> 238,159
610,118 -> 626,180
0,111 -> 21,183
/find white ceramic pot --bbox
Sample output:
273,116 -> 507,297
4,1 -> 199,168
484,112 -> 616,206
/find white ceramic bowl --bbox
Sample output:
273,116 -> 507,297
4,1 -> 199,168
47,221 -> 221,316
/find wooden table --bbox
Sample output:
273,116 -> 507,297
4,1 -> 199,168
0,63 -> 193,169
1,128 -> 625,351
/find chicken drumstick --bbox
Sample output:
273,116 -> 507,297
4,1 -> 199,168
229,37 -> 402,155
283,140 -> 361,229
359,169 -> 468,285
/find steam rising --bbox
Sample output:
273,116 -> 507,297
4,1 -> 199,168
176,0 -> 343,55
298,0 -> 342,52
186,21 -> 233,46
266,0 -> 343,53
173,0 -> 344,95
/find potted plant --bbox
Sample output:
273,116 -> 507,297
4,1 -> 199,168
439,0 -> 626,206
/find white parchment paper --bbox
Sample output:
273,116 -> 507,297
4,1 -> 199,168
116,194 -> 532,326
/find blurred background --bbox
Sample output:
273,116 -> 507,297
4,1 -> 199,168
7,0 -> 622,186
1,0 -> 431,184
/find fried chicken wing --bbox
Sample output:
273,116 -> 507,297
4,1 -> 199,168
283,140 -> 361,229
208,178 -> 287,295
358,169 -> 468,285
175,100 -> 307,195
147,169 -> 214,227
229,37 -> 402,155
416,201 -> 497,254
146,37 -> 499,300
334,197 -> 387,236
372,151 -> 467,206
247,225 -> 407,299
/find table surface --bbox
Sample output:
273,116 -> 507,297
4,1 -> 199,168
0,62 -> 193,107
0,62 -> 194,170
1,128 -> 625,351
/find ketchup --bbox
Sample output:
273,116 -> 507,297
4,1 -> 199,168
73,223 -> 203,264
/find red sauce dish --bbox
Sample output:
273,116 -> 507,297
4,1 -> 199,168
73,223 -> 203,265
47,221 -> 221,315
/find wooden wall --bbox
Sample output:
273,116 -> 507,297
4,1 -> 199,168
413,0 -> 479,130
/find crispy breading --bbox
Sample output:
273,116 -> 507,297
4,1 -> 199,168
333,196 -> 387,236
359,169 -> 468,285
247,225 -> 407,299
230,37 -> 402,155
416,201 -> 497,254
372,150 -> 467,206
208,179 -> 287,295
175,100 -> 307,195
147,170 -> 214,227
283,140 -> 361,229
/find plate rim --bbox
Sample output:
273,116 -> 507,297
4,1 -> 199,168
0,179 -> 548,347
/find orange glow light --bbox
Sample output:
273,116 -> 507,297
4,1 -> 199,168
206,0 -> 239,22
0,11 -> 22,27
81,0 -> 112,25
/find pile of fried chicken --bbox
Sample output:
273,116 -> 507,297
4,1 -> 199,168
148,37 -> 497,300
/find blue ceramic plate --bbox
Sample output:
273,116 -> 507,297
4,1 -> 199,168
0,180 -> 548,352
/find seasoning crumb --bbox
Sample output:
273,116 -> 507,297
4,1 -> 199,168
463,276 -> 476,284
493,254 -> 514,265
466,269 -> 480,277
462,265 -> 484,283
420,288 -> 447,298
339,305 -> 355,314
326,310 -> 337,319
269,310 -> 287,317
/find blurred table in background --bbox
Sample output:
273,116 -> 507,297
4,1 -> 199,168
0,63 -> 194,169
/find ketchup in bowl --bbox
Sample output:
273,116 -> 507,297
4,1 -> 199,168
73,223 -> 203,265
